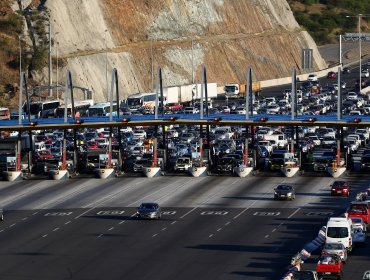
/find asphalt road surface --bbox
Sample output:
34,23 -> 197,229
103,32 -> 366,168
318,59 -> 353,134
0,175 -> 369,280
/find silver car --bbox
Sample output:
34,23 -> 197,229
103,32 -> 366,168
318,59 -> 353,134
136,203 -> 161,219
321,242 -> 347,262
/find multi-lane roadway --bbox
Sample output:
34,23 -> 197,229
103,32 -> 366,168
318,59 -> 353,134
0,175 -> 369,280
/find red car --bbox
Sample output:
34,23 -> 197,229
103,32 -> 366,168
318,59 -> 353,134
316,254 -> 344,280
327,71 -> 337,78
331,180 -> 350,197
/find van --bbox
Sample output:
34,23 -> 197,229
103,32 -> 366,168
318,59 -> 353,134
326,217 -> 353,252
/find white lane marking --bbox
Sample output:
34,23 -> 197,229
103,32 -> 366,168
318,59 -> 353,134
171,221 -> 177,225
98,234 -> 103,238
265,235 -> 269,238
272,229 -> 276,232
233,208 -> 249,220
108,227 -> 114,231
32,212 -> 38,215
161,227 -> 167,231
22,217 -> 28,221
209,234 -> 213,238
65,221 -> 71,225
217,228 -> 222,232
42,234 -> 48,238
180,207 -> 197,219
225,222 -> 230,226
288,208 -> 300,219
118,221 -> 125,225
201,211 -> 228,216
45,212 -> 73,217
9,223 -> 16,228
152,234 -> 158,237
0,229 -> 4,232
53,228 -> 59,232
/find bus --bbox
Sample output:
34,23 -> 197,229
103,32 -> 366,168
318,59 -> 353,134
23,100 -> 61,118
55,100 -> 94,118
0,107 -> 10,120
87,102 -> 117,117
127,92 -> 165,109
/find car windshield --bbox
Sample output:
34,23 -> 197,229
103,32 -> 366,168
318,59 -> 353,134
333,181 -> 345,187
327,227 -> 348,238
276,185 -> 291,191
351,218 -> 363,223
140,204 -> 156,210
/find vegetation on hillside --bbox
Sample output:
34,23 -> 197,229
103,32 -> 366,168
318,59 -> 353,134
0,1 -> 66,108
288,0 -> 370,45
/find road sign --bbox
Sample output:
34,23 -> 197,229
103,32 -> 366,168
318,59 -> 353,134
343,33 -> 370,42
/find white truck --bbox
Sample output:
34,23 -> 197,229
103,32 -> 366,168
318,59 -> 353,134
192,83 -> 217,101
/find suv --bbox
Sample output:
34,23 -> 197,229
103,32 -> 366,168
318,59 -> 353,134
174,157 -> 192,172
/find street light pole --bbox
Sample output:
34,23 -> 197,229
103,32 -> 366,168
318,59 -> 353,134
18,35 -> 21,84
359,14 -> 362,93
48,21 -> 52,97
104,29 -> 108,102
56,41 -> 59,99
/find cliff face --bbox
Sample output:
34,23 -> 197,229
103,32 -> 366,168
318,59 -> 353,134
36,0 -> 326,101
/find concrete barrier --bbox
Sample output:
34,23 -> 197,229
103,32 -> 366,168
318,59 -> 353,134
142,167 -> 161,177
2,171 -> 23,181
96,168 -> 116,179
233,166 -> 253,177
49,169 -> 69,180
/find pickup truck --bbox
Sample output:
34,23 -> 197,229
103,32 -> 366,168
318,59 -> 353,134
316,254 -> 344,280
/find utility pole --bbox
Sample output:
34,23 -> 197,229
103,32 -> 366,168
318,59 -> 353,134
48,21 -> 52,97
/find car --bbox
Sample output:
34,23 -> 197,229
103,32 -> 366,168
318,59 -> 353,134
342,67 -> 351,74
308,73 -> 318,82
316,254 -> 344,280
350,217 -> 367,232
321,242 -> 347,262
353,228 -> 366,245
361,69 -> 370,78
330,180 -> 350,197
292,271 -> 319,280
327,71 -> 337,78
273,184 -> 295,200
136,202 -> 161,219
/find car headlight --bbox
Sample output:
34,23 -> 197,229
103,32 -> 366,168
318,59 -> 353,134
332,188 -> 335,191
287,193 -> 292,196
274,191 -> 277,195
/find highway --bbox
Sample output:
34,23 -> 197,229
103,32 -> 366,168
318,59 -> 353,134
0,175 -> 369,280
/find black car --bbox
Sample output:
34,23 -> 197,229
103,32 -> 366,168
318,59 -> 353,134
274,184 -> 295,200
217,157 -> 237,173
342,67 -> 351,74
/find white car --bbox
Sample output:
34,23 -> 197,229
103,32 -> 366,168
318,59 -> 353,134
361,70 -> 369,78
353,228 -> 366,245
235,107 -> 246,114
350,217 -> 367,232
307,73 -> 318,81
266,104 -> 280,114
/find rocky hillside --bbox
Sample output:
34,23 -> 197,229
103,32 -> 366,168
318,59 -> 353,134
7,0 -> 327,103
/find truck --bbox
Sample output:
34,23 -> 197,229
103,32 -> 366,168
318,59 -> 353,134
224,82 -> 261,98
192,83 -> 217,101
316,254 -> 344,280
